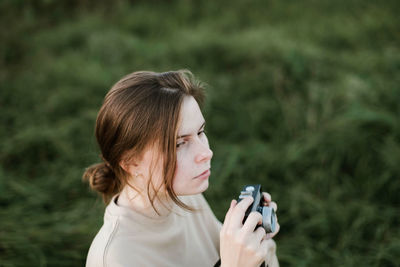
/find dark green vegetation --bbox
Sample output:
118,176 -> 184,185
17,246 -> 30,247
1,0 -> 399,266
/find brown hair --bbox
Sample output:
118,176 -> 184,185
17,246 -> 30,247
83,70 -> 206,212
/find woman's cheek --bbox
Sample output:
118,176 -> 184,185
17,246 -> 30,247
175,151 -> 185,175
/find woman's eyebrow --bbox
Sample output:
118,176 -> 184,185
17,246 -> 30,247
177,121 -> 206,139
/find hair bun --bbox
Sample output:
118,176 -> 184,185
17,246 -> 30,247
83,163 -> 119,202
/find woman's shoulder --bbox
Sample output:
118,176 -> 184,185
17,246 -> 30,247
85,218 -> 120,267
86,215 -> 152,267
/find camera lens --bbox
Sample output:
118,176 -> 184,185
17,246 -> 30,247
261,206 -> 276,233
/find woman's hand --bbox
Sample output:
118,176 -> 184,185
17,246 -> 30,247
219,193 -> 280,267
261,192 -> 280,239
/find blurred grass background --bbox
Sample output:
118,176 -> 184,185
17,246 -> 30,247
1,0 -> 399,266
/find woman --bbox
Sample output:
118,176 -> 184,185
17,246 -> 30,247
83,70 -> 280,267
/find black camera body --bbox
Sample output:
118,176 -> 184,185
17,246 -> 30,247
237,184 -> 276,233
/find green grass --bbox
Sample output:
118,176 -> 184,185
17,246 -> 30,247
1,0 -> 399,266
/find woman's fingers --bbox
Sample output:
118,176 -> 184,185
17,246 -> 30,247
230,196 -> 254,229
254,225 -> 267,243
269,201 -> 277,212
241,211 -> 263,234
262,192 -> 278,212
265,222 -> 280,239
223,199 -> 237,228
223,193 -> 279,240
262,192 -> 271,203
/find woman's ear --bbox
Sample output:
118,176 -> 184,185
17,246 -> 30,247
119,157 -> 139,174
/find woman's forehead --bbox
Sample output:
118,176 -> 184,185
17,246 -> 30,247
177,96 -> 205,135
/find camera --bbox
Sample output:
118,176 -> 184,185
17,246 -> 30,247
237,184 -> 276,233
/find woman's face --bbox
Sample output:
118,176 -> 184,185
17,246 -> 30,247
173,96 -> 213,195
130,96 -> 213,196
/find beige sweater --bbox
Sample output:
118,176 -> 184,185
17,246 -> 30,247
86,194 -> 278,267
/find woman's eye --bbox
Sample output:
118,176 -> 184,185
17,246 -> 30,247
176,141 -> 186,148
198,130 -> 206,136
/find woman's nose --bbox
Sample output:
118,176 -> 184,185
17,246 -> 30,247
195,145 -> 213,163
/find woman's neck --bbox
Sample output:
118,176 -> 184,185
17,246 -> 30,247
117,186 -> 174,218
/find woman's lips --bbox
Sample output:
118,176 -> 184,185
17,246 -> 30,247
194,169 -> 211,180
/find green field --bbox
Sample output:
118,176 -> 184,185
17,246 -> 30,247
1,0 -> 399,266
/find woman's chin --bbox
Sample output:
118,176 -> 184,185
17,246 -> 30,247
175,180 -> 209,196
198,179 -> 209,193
